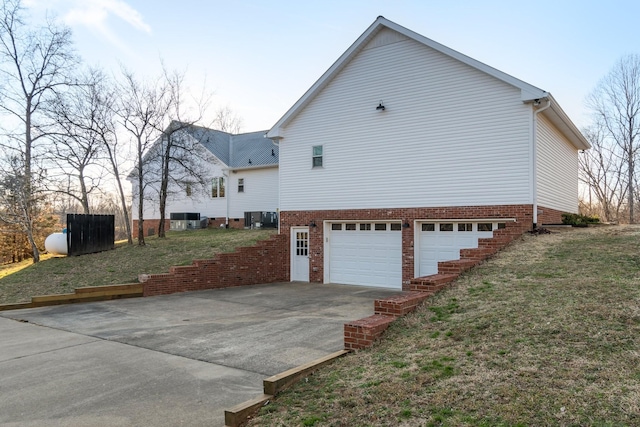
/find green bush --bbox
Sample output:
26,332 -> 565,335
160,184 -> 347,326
562,213 -> 600,227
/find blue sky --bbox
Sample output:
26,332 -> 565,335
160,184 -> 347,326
24,0 -> 640,132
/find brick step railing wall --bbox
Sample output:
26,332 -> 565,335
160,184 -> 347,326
346,221 -> 528,350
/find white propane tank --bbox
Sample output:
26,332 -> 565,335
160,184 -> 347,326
45,232 -> 68,255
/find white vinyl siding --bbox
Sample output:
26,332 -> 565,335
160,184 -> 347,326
536,114 -> 579,213
279,30 -> 533,211
228,167 -> 279,218
131,166 -> 278,221
131,160 -> 227,221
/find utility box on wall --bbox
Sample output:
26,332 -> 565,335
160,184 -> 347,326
170,212 -> 201,231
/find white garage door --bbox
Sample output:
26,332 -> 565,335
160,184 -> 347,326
418,221 -> 498,276
328,222 -> 402,289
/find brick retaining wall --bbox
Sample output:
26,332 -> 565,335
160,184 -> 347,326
140,233 -> 289,296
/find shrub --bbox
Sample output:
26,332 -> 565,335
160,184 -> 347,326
562,213 -> 600,227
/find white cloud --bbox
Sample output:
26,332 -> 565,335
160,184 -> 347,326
25,0 -> 151,55
63,0 -> 151,34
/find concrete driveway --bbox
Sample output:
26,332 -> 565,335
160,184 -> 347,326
0,282 -> 397,426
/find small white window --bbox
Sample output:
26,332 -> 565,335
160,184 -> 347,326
331,223 -> 342,231
238,178 -> 244,193
312,145 -> 323,168
458,223 -> 472,232
374,223 -> 387,231
440,223 -> 454,232
390,223 -> 402,231
345,223 -> 356,231
422,223 -> 435,232
478,223 -> 493,232
360,223 -> 371,231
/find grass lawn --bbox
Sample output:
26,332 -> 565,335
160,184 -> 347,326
247,225 -> 640,426
0,228 -> 275,305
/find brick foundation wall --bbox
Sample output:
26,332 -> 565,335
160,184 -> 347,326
140,233 -> 289,296
228,218 -> 245,229
208,218 -> 245,229
132,219 -> 170,238
280,204 -> 534,289
537,205 -> 566,226
133,218 -> 246,237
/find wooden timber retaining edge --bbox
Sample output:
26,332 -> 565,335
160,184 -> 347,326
0,283 -> 143,311
224,350 -> 350,427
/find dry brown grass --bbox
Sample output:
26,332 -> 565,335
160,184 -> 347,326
0,228 -> 275,304
248,225 -> 640,426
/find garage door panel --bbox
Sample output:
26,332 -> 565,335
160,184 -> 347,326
329,224 -> 401,289
419,222 -> 498,277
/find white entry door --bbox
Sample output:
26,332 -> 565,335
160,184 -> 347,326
291,227 -> 309,282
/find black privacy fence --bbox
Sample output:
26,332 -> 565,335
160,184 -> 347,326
66,214 -> 115,256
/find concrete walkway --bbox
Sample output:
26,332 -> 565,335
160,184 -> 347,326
0,282 -> 398,426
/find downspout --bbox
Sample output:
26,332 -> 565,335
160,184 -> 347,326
224,169 -> 230,228
266,133 -> 281,234
532,98 -> 551,227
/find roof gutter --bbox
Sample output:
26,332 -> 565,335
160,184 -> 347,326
532,98 -> 551,227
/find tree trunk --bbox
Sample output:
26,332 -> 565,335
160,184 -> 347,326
629,148 -> 634,224
78,167 -> 90,214
157,135 -> 171,238
137,140 -> 146,246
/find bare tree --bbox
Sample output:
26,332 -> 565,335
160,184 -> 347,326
44,69 -> 107,214
0,0 -> 77,262
154,67 -> 212,238
88,71 -> 134,243
213,105 -> 243,133
116,69 -> 167,246
587,54 -> 640,223
579,125 -> 627,222
0,156 -> 53,260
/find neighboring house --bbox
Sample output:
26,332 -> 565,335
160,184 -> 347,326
267,17 -> 590,290
130,124 -> 279,237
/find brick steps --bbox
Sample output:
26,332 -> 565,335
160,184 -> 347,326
437,258 -> 477,275
374,291 -> 431,317
409,273 -> 458,292
344,314 -> 396,350
343,221 -> 528,350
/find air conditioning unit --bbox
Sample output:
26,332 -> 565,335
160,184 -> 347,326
170,213 -> 201,231
170,220 -> 186,231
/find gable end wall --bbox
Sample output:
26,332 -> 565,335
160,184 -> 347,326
279,30 -> 533,211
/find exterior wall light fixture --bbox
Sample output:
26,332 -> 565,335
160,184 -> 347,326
376,101 -> 385,111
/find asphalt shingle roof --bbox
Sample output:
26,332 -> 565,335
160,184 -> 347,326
184,124 -> 278,168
